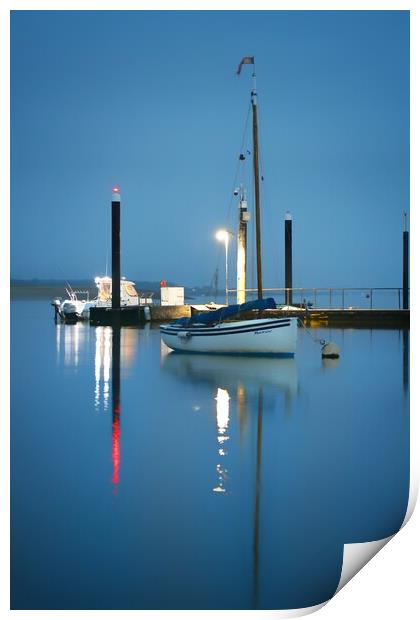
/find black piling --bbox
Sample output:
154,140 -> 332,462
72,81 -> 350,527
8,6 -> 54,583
285,211 -> 293,306
403,212 -> 409,310
89,185 -> 148,327
112,187 -> 121,310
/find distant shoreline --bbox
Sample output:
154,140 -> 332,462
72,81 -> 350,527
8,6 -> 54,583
11,284 -> 97,300
10,281 -> 206,301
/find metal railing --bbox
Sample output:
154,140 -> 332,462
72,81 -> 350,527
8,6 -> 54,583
226,287 -> 409,310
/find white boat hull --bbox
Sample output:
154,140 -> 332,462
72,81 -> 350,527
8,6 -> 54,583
160,317 -> 297,355
60,299 -> 86,318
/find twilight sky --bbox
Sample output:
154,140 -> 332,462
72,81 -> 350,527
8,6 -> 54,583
11,10 -> 409,289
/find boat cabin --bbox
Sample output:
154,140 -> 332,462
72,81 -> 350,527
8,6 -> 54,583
95,276 -> 143,306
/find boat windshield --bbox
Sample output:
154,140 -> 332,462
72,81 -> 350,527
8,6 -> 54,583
122,282 -> 138,297
98,281 -> 111,301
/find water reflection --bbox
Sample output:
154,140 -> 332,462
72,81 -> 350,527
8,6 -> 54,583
94,327 -> 139,412
163,353 -> 298,501
253,388 -> 263,609
112,327 -> 121,489
95,327 -> 112,411
402,329 -> 409,396
213,388 -> 230,494
55,322 -> 86,367
162,352 -> 298,605
162,353 -> 298,396
236,384 -> 247,438
54,323 -> 140,489
322,357 -> 340,371
12,311 -> 409,610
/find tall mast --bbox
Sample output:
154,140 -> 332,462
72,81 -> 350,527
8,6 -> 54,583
251,71 -> 263,300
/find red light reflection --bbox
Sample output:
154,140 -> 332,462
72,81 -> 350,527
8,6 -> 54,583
111,412 -> 120,487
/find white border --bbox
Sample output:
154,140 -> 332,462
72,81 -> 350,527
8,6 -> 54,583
3,2 -> 417,619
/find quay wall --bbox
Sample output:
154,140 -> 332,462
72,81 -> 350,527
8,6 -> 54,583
152,306 -> 409,328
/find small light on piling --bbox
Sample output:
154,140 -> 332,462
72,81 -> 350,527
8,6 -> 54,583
112,186 -> 121,202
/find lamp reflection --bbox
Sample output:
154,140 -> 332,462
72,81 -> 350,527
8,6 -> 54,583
95,327 -> 112,411
161,351 -> 298,605
55,323 -> 140,491
56,322 -> 61,361
55,322 -> 85,367
213,388 -> 230,494
93,326 -> 138,412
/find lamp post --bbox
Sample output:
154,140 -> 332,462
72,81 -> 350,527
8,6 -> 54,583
216,229 -> 233,305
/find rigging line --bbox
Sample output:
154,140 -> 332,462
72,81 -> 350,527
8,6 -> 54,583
253,95 -> 282,292
52,262 -> 77,295
258,150 -> 279,289
211,101 -> 252,297
224,101 -> 252,227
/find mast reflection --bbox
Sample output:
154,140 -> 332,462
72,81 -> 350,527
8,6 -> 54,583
253,388 -> 263,609
237,384 -> 248,439
402,329 -> 409,397
161,351 -> 298,606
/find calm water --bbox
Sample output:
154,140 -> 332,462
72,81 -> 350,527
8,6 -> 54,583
11,300 -> 409,610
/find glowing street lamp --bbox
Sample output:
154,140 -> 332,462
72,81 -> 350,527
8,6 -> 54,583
216,229 -> 233,305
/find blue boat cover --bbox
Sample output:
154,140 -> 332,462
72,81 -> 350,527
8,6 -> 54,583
174,297 -> 277,327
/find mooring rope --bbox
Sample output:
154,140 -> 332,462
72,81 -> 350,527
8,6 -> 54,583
297,316 -> 326,346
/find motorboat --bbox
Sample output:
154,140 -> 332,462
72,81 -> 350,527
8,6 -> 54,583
52,277 -> 153,321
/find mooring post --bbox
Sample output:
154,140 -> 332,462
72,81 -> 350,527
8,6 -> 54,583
112,187 -> 121,310
285,211 -> 293,306
403,211 -> 409,310
237,187 -> 249,305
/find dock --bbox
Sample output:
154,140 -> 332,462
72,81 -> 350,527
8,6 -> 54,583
89,305 -> 409,328
87,189 -> 409,331
272,308 -> 409,328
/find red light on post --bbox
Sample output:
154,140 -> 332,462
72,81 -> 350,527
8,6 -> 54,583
112,186 -> 121,203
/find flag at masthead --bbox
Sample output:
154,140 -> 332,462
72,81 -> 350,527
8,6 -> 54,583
236,56 -> 255,75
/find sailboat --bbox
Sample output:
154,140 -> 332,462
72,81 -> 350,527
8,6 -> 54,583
160,58 -> 298,355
